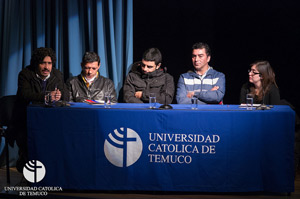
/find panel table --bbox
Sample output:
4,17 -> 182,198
27,103 -> 295,192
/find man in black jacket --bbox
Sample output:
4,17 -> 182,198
123,48 -> 174,104
15,47 -> 68,172
67,52 -> 117,103
17,48 -> 67,104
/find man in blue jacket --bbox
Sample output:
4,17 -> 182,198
176,42 -> 225,104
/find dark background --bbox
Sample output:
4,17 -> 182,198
133,0 -> 300,114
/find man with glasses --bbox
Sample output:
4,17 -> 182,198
176,42 -> 225,104
67,52 -> 117,103
123,48 -> 175,104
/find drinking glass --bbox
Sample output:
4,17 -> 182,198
44,91 -> 52,106
246,94 -> 254,110
191,96 -> 198,110
104,93 -> 112,108
149,93 -> 156,109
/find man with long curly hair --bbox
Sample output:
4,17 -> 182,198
13,47 -> 67,172
17,47 -> 67,103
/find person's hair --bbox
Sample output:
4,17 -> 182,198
192,42 -> 211,57
30,47 -> 56,68
142,48 -> 162,65
81,52 -> 100,66
249,60 -> 278,101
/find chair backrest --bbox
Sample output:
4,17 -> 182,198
0,95 -> 17,127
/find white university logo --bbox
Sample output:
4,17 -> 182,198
23,160 -> 46,183
104,127 -> 143,167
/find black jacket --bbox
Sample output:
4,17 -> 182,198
67,74 -> 117,103
17,65 -> 68,104
12,65 -> 68,149
123,64 -> 175,104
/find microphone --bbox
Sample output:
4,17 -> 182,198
159,67 -> 173,109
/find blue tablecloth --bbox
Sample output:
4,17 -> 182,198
27,103 -> 295,192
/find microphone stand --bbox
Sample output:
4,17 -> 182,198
256,79 -> 270,110
159,67 -> 173,109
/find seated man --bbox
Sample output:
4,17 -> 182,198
15,47 -> 68,172
176,42 -> 225,104
17,47 -> 67,104
67,52 -> 117,102
123,48 -> 174,104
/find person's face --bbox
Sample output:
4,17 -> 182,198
141,60 -> 160,74
192,48 -> 211,72
82,61 -> 100,79
38,56 -> 52,79
248,65 -> 261,84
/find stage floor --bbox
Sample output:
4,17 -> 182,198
1,166 -> 300,199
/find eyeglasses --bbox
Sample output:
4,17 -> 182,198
141,63 -> 155,69
248,69 -> 261,76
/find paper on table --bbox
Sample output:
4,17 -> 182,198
239,103 -> 261,108
84,99 -> 104,105
90,100 -> 116,106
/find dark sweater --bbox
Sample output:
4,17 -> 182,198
239,82 -> 280,105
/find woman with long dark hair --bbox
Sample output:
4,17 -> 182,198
240,60 -> 280,105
